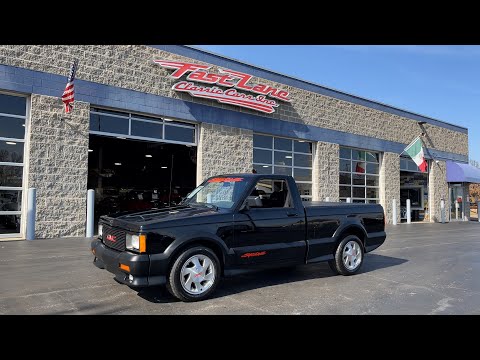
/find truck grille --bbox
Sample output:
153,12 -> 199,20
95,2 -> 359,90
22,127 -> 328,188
102,225 -> 126,251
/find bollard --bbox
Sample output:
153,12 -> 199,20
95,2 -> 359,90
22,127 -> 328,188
325,197 -> 330,202
440,199 -> 445,224
455,200 -> 459,221
346,197 -> 352,203
26,188 -> 36,240
86,189 -> 95,237
406,199 -> 411,224
392,199 -> 397,225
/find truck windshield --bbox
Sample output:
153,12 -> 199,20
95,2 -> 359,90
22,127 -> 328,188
182,177 -> 250,210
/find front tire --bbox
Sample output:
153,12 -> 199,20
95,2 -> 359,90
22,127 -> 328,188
167,246 -> 220,302
331,235 -> 364,276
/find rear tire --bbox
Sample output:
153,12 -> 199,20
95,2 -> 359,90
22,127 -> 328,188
331,235 -> 364,276
166,246 -> 220,302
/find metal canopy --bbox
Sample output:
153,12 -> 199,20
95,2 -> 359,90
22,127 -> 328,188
446,161 -> 480,183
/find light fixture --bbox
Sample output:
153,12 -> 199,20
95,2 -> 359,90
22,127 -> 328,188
88,149 -> 93,152
6,141 -> 16,145
263,165 -> 269,168
285,156 -> 293,159
145,154 -> 152,158
116,136 -> 126,140
298,140 -> 306,143
114,162 -> 122,166
418,121 -> 427,126
164,118 -> 173,122
161,166 -> 168,169
22,124 -> 25,127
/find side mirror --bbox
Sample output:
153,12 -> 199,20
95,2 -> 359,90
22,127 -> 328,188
239,198 -> 250,212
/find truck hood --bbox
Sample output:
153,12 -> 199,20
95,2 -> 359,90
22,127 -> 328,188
102,205 -> 222,229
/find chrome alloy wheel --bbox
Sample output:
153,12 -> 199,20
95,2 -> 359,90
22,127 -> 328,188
180,254 -> 216,295
342,241 -> 362,271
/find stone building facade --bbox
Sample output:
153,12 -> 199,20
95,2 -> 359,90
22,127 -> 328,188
0,45 -> 471,239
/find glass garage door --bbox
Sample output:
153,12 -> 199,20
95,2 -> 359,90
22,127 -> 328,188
0,93 -> 27,237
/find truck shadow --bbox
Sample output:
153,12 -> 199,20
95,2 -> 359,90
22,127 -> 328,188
137,253 -> 407,304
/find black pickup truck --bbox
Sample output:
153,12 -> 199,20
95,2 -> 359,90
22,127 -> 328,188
91,174 -> 386,302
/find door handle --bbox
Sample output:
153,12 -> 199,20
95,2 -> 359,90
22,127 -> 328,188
287,212 -> 298,217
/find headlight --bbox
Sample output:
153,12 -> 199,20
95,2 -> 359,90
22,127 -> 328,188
98,224 -> 103,238
126,234 -> 147,253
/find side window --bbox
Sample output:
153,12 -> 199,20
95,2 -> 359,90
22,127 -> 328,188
246,179 -> 292,209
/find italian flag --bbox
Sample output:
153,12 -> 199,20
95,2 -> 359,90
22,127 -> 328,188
405,137 -> 428,172
355,152 -> 366,173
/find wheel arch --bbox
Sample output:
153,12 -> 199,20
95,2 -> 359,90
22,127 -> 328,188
167,237 -> 226,275
335,225 -> 367,251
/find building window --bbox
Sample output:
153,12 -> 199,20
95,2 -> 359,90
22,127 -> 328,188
0,93 -> 27,236
90,108 -> 197,146
253,134 -> 313,201
400,156 -> 429,173
339,147 -> 380,204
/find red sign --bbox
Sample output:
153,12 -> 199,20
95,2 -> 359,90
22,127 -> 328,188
154,60 -> 291,114
208,177 -> 244,183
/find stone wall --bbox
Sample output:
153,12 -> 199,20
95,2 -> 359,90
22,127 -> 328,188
429,161 -> 448,222
27,95 -> 89,238
379,153 -> 401,224
312,141 -> 339,201
196,123 -> 253,184
0,45 -> 468,157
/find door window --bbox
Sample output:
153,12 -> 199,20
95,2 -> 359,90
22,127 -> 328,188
246,179 -> 292,209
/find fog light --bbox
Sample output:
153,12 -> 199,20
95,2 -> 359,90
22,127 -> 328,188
129,275 -> 134,282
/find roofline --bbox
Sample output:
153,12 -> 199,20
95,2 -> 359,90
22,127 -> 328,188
148,45 -> 468,134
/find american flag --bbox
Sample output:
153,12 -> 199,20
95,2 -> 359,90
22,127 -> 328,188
61,60 -> 79,113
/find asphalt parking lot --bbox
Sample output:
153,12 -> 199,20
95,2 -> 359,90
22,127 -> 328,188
0,221 -> 479,315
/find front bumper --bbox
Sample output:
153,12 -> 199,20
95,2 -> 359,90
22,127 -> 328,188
91,239 -> 166,287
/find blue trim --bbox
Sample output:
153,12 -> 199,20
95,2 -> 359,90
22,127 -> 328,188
0,63 -> 468,164
149,45 -> 468,135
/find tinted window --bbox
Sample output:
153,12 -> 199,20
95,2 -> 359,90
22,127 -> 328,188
253,148 -> 271,164
0,190 -> 22,211
253,134 -> 272,149
0,215 -> 21,234
339,172 -> 351,185
339,147 -> 351,159
131,120 -> 163,139
255,165 -> 272,174
340,159 -> 351,172
293,168 -> 311,182
294,153 -> 312,168
0,94 -> 26,116
0,116 -> 25,139
164,125 -> 195,143
0,166 -> 23,187
294,140 -> 312,154
274,151 -> 292,166
274,166 -> 291,176
0,141 -> 24,163
274,137 -> 292,151
248,179 -> 291,208
90,113 -> 129,134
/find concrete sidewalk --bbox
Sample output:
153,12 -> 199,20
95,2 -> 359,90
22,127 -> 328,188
0,222 -> 479,314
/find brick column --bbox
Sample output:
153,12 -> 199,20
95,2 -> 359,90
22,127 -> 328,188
196,123 -> 253,185
380,152 -> 400,224
312,141 -> 339,201
26,94 -> 90,238
429,161 -> 448,222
